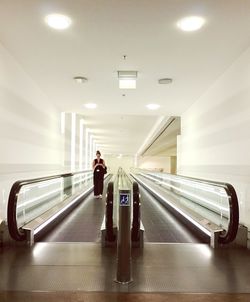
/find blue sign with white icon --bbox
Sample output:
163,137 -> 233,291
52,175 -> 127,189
120,193 -> 130,206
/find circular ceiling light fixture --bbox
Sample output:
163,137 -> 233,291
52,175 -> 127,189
177,16 -> 205,32
158,78 -> 173,84
45,14 -> 72,30
146,104 -> 160,110
73,76 -> 88,83
84,103 -> 97,109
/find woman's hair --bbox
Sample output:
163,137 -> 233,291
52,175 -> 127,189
96,150 -> 101,156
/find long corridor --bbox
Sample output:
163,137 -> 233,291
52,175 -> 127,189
1,1 -> 250,301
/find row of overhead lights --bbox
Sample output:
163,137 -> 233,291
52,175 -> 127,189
45,13 -> 206,111
83,102 -> 160,110
77,71 -> 170,110
45,13 -> 206,32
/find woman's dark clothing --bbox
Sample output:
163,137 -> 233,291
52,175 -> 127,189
93,158 -> 104,196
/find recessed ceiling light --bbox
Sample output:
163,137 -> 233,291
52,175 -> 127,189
73,76 -> 88,83
45,14 -> 72,30
119,79 -> 136,89
177,16 -> 205,32
146,104 -> 160,110
84,103 -> 97,109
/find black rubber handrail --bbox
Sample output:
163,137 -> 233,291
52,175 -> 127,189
218,183 -> 239,244
131,181 -> 141,242
105,181 -> 116,242
137,170 -> 239,244
7,170 -> 92,241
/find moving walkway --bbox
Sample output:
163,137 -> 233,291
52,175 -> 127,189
7,168 -> 239,248
131,169 -> 239,246
7,170 -> 111,244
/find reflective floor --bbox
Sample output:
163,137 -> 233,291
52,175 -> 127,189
1,242 -> 250,301
0,292 -> 250,302
0,243 -> 250,293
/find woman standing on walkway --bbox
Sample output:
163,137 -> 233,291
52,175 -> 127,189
92,150 -> 106,198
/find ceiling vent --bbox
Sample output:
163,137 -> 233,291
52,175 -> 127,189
74,76 -> 88,83
158,78 -> 173,84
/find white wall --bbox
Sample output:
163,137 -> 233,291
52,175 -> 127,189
63,113 -> 72,169
104,155 -> 134,174
178,46 -> 250,235
63,113 -> 91,171
138,156 -> 171,172
0,43 -> 64,220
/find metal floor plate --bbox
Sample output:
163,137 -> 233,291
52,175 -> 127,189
0,292 -> 250,302
0,242 -> 250,293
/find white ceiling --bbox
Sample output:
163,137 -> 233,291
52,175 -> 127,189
0,1 -> 249,155
84,114 -> 159,155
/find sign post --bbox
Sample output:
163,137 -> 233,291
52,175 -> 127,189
116,189 -> 132,283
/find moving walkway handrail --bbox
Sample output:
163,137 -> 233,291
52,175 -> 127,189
7,170 -> 92,241
219,183 -> 239,244
105,181 -> 116,241
136,169 -> 239,244
104,169 -> 141,244
131,181 -> 140,242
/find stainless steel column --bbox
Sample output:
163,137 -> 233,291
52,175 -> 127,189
116,188 -> 132,283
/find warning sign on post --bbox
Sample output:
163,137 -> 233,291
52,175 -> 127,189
120,193 -> 130,206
